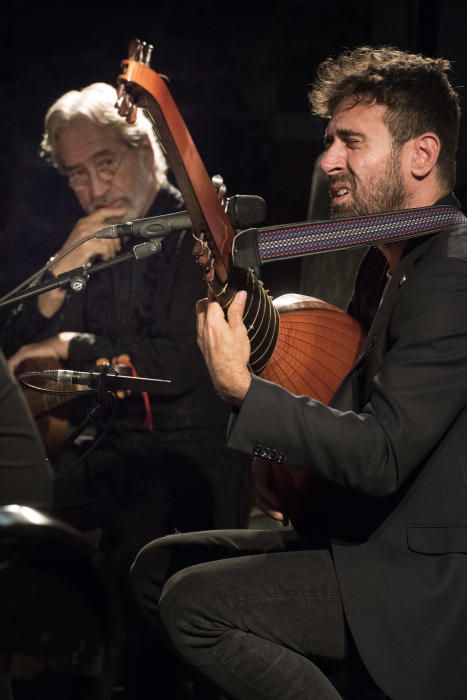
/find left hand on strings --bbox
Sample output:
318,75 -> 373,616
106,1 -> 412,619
196,290 -> 252,406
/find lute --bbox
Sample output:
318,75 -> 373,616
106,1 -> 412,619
115,39 -> 365,528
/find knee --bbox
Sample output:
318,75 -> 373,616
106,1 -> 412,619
159,564 -> 221,659
129,533 -> 181,624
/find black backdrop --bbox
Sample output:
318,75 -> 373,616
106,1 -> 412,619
1,0 -> 466,321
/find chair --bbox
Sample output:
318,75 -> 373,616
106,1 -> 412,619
0,505 -> 124,700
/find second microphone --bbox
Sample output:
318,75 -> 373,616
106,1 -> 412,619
95,194 -> 268,240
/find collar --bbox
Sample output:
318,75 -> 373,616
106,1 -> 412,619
402,192 -> 462,258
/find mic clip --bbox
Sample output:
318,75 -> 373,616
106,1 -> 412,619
55,265 -> 90,292
232,228 -> 261,271
84,362 -> 118,396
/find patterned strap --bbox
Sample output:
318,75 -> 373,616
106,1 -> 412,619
233,205 -> 467,268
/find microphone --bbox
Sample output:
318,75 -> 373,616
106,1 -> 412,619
95,194 -> 267,240
20,368 -> 171,393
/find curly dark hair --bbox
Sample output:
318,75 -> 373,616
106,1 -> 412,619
309,46 -> 461,188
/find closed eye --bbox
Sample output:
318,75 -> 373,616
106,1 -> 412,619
345,138 -> 361,148
66,167 -> 86,183
96,155 -> 117,167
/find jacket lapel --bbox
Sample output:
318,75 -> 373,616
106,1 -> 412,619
332,237 -> 431,410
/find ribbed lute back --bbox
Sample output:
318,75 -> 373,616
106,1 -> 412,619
258,294 -> 365,530
260,294 -> 364,399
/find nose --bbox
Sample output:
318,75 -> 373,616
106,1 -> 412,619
87,170 -> 112,204
320,142 -> 347,177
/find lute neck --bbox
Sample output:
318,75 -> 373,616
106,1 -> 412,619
117,41 -> 279,372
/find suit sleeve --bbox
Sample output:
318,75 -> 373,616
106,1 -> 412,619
229,254 -> 467,498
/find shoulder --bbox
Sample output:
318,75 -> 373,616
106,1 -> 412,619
151,183 -> 184,215
433,224 -> 467,262
392,226 -> 467,335
406,225 -> 467,283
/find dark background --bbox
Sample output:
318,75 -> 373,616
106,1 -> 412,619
1,0 -> 466,321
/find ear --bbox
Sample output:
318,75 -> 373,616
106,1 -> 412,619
409,132 -> 441,178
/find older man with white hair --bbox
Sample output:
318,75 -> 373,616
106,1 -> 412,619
3,81 -> 251,699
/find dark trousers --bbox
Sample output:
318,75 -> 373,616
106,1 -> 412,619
131,528 -> 368,700
51,440 -> 253,699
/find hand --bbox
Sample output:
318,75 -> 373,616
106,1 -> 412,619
38,206 -> 126,318
52,205 -> 127,273
7,332 -> 77,374
196,290 -> 252,405
251,457 -> 287,523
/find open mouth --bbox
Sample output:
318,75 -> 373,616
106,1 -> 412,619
331,186 -> 351,203
332,187 -> 350,199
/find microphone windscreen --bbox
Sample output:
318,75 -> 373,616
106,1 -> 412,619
228,195 -> 268,229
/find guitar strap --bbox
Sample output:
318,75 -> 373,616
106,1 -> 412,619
233,204 -> 467,268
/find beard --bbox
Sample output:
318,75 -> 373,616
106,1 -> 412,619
87,161 -> 155,222
329,149 -> 406,219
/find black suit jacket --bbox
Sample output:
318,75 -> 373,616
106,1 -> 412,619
229,208 -> 467,700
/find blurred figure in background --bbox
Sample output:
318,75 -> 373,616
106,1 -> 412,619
2,82 -> 251,699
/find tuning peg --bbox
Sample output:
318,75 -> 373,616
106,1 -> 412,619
115,93 -> 130,117
115,92 -> 138,124
212,174 -> 227,204
143,42 -> 154,65
128,39 -> 142,60
128,38 -> 154,65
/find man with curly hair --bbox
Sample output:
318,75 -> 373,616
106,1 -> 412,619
131,47 -> 467,700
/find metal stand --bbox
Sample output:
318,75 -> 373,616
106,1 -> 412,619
0,240 -> 163,309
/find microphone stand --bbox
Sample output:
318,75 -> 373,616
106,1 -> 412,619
5,238 -> 165,464
0,239 -> 163,308
56,364 -> 121,458
20,357 -> 170,463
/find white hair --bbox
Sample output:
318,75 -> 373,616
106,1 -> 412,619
40,82 -> 168,188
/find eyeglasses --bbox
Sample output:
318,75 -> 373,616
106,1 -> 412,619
65,148 -> 128,190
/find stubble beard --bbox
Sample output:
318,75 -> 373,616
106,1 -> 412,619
329,149 -> 406,219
